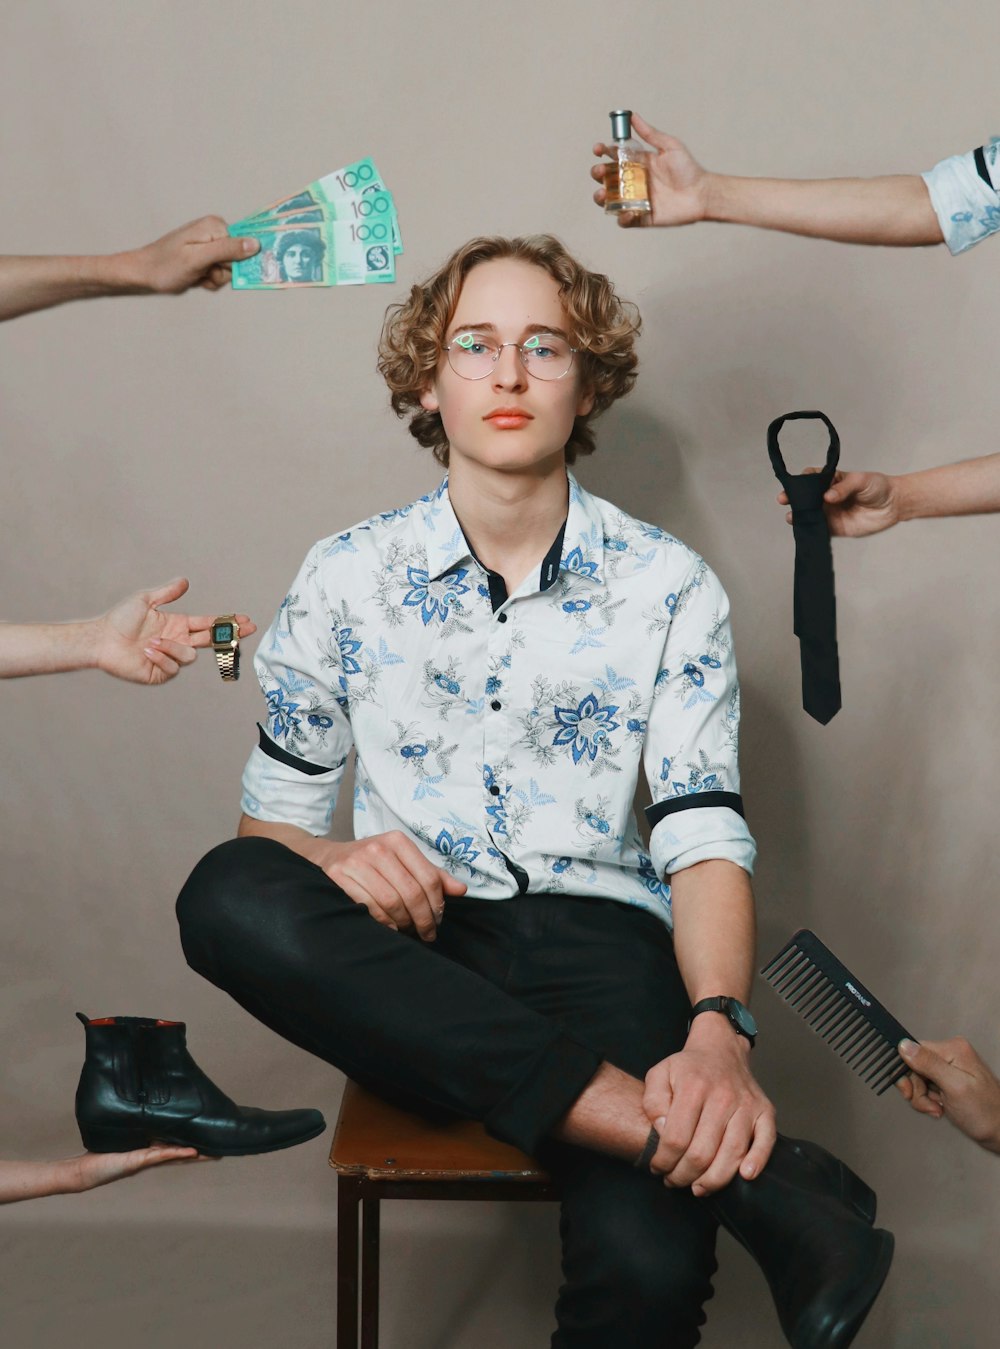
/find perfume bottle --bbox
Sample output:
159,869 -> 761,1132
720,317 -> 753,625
603,109 -> 651,215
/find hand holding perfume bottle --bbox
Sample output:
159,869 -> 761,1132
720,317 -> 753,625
601,110 -> 652,216
592,113 -> 711,228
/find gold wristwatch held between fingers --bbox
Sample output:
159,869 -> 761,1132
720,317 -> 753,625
211,615 -> 240,681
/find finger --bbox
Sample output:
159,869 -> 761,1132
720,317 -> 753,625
345,859 -> 411,929
372,847 -> 441,940
592,141 -> 613,158
651,1095 -> 703,1178
691,1110 -> 754,1195
899,1038 -> 958,1091
630,112 -> 674,151
143,646 -> 180,677
776,491 -> 789,505
739,1109 -> 777,1181
896,1075 -> 914,1101
666,1103 -> 731,1190
134,1146 -> 199,1168
147,637 -> 197,665
200,234 -> 260,266
330,867 -> 400,930
590,162 -> 609,184
182,613 -> 257,644
593,187 -> 607,207
146,577 -> 190,608
440,870 -> 468,896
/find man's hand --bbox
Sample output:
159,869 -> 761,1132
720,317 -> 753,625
307,830 -> 467,941
897,1037 -> 1000,1153
118,216 -> 260,294
777,466 -> 901,537
591,114 -> 711,229
643,1015 -> 776,1196
96,577 -> 256,684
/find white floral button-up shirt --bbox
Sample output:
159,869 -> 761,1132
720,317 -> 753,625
923,139 -> 1000,254
241,472 -> 756,929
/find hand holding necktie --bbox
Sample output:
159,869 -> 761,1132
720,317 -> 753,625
768,411 -> 842,724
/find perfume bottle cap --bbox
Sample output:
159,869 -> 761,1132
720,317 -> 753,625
609,109 -> 634,142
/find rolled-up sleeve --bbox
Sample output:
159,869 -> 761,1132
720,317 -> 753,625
240,544 -> 354,835
642,557 -> 757,879
922,140 -> 1000,255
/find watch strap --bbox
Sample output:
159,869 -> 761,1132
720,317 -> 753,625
689,996 -> 756,1045
214,643 -> 240,681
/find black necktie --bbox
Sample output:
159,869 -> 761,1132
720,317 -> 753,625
767,410 -> 842,725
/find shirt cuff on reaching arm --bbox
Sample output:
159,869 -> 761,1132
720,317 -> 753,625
922,146 -> 1000,255
240,727 -> 347,836
646,795 -> 757,878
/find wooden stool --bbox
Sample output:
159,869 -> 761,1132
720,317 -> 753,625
329,1080 -> 559,1348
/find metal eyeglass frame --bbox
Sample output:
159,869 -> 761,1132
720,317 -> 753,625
444,333 -> 580,382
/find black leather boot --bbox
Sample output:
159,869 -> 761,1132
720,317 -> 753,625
707,1135 -> 893,1349
74,1013 -> 326,1156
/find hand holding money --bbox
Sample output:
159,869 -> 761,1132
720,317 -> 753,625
230,158 -> 403,289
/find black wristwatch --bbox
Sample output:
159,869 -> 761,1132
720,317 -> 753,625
688,996 -> 758,1047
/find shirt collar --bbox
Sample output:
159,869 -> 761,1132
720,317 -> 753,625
419,471 -> 605,588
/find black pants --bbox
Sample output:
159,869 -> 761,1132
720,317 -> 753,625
177,838 -> 718,1347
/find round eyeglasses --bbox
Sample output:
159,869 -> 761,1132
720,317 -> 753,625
444,331 -> 579,381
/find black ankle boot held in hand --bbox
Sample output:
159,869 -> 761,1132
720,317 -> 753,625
707,1134 -> 893,1349
74,1013 -> 326,1156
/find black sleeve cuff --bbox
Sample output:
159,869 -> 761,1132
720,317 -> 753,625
645,791 -> 746,830
256,723 -> 343,777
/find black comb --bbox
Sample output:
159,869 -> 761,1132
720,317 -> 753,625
760,929 -> 914,1096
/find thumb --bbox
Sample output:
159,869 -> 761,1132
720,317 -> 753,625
147,576 -> 189,608
203,234 -> 260,264
441,872 -> 468,895
630,112 -> 677,152
899,1038 -> 955,1088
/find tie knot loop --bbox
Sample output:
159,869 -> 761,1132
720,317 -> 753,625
767,410 -> 841,494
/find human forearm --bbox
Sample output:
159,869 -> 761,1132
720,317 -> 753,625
0,1158 -> 79,1204
0,620 -> 100,678
237,812 -> 330,865
669,859 -> 756,1007
645,860 -> 774,1190
894,453 -> 1000,521
704,172 -> 942,246
0,253 -> 144,322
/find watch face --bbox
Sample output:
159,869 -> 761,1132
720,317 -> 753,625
213,623 -> 234,643
730,1001 -> 758,1037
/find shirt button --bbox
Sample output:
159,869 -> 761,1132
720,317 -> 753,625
489,784 -> 501,796
497,612 -> 508,624
490,700 -> 502,711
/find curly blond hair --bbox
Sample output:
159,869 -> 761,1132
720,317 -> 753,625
377,235 -> 641,467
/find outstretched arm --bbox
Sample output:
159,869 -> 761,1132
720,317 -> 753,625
777,453 -> 1000,537
0,217 -> 260,322
591,112 -> 943,245
0,1146 -> 201,1204
1,577 -> 255,683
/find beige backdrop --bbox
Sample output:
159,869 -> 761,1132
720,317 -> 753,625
2,2 -> 999,1345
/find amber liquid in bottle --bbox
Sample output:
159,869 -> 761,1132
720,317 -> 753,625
604,109 -> 651,214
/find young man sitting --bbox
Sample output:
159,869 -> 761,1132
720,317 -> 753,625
177,235 -> 891,1348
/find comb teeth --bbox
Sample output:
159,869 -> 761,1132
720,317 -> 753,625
760,929 -> 914,1097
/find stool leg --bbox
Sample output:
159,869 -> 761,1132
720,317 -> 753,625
360,1197 -> 381,1349
337,1176 -> 361,1348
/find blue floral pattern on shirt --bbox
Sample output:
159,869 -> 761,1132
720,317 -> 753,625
242,472 -> 756,929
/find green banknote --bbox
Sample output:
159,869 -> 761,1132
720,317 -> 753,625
247,157 -> 403,254
230,216 -> 396,289
232,188 -> 398,244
